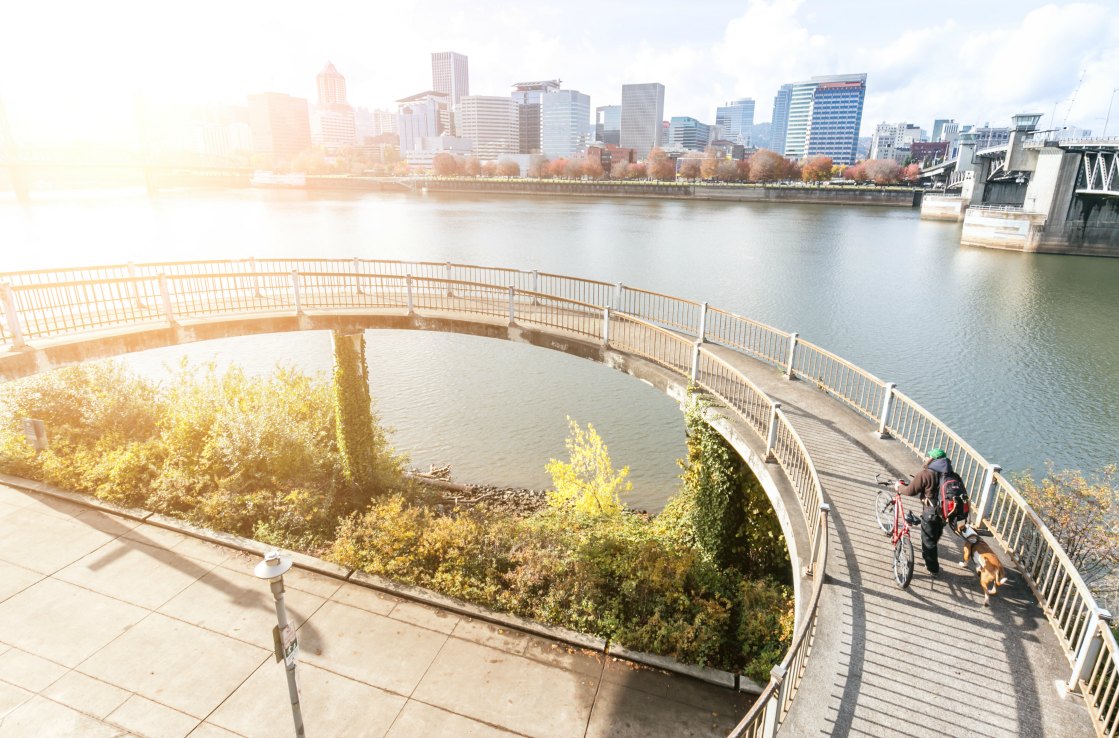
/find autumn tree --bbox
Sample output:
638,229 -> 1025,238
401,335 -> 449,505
528,157 -> 549,178
564,157 -> 585,179
901,163 -> 921,183
747,149 -> 786,182
545,418 -> 630,517
863,159 -> 902,185
547,158 -> 569,178
678,157 -> 702,181
647,148 -> 676,181
700,149 -> 720,180
480,160 -> 498,177
432,153 -> 460,177
496,159 -> 520,177
626,162 -> 648,180
735,158 -> 751,181
462,156 -> 482,177
610,161 -> 629,179
583,157 -> 604,179
716,159 -> 741,182
801,155 -> 833,182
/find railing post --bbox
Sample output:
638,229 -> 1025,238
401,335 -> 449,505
690,341 -> 702,383
507,285 -> 515,325
804,503 -> 830,577
1,283 -> 26,349
531,270 -> 539,304
973,463 -> 1002,528
158,274 -> 175,325
1067,608 -> 1113,693
353,257 -> 363,295
875,382 -> 897,438
615,282 -> 624,311
445,261 -> 453,297
290,270 -> 302,315
765,402 -> 782,462
602,306 -> 611,345
249,257 -> 261,298
785,332 -> 799,379
126,262 -> 146,309
762,664 -> 787,738
406,274 -> 414,315
697,301 -> 708,342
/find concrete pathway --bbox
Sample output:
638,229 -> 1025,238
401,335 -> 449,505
707,345 -> 1097,738
0,483 -> 750,738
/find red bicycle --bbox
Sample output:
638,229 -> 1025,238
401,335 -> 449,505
874,474 -> 916,588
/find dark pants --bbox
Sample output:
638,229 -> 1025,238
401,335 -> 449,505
920,509 -> 944,573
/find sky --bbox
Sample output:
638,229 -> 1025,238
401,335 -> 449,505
1,0 -> 1117,147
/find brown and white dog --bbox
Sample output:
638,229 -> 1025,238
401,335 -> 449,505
953,520 -> 1009,606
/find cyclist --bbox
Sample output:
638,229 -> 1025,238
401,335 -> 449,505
896,448 -> 954,576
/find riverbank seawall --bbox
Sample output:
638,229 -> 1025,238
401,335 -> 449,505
417,178 -> 921,207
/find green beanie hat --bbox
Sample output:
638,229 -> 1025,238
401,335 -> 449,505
926,448 -> 947,460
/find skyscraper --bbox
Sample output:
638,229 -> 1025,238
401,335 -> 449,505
777,74 -> 866,165
396,91 -> 451,153
456,95 -> 519,159
667,117 -> 714,151
541,89 -> 590,158
770,84 -> 792,155
715,99 -> 755,144
317,62 -> 347,106
511,80 -> 561,154
432,52 -> 469,106
620,83 -> 665,160
311,62 -> 355,147
595,105 -> 621,145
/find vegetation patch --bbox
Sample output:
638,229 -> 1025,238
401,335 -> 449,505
0,360 -> 793,681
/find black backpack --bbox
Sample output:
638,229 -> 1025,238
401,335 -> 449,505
937,471 -> 969,524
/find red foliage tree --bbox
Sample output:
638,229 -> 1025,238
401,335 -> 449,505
678,158 -> 702,181
496,159 -> 521,177
480,160 -> 498,177
748,149 -> 786,182
863,159 -> 902,185
647,148 -> 676,181
901,163 -> 921,183
432,153 -> 460,176
583,157 -> 605,179
801,155 -> 833,182
564,157 -> 585,179
626,162 -> 648,180
548,158 -> 569,178
463,156 -> 482,177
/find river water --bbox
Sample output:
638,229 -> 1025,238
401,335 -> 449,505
2,188 -> 1117,509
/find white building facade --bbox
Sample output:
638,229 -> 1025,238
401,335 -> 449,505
541,89 -> 590,158
456,96 -> 519,160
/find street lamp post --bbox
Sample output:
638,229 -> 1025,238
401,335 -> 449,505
254,551 -> 306,738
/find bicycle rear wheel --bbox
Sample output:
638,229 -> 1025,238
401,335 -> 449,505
894,532 -> 915,588
875,490 -> 895,535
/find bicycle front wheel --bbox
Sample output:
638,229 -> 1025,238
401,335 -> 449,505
894,532 -> 914,588
875,489 -> 895,535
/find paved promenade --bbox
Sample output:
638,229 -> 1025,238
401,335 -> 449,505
708,345 -> 1097,737
0,483 -> 749,738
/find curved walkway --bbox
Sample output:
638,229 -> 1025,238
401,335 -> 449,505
708,344 -> 1094,737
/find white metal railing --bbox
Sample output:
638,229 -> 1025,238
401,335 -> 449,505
0,258 -> 1112,738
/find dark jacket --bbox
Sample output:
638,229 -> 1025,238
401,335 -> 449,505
903,456 -> 953,506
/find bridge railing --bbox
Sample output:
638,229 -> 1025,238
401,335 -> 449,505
1,260 -> 1115,738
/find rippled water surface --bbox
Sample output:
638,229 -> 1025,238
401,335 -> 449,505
3,188 -> 1117,508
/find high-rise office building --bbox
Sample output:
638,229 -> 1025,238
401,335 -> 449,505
396,91 -> 451,152
541,89 -> 590,158
311,62 -> 355,147
777,74 -> 866,165
317,62 -> 347,106
667,117 -> 714,151
932,118 -> 955,143
511,80 -> 561,154
770,84 -> 792,155
620,83 -> 665,160
432,51 -> 469,106
248,92 -> 311,162
715,99 -> 755,145
596,105 -> 621,145
456,95 -> 519,159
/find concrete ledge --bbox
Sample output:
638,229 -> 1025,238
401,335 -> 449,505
606,644 -> 743,692
347,569 -> 608,654
0,473 -> 153,522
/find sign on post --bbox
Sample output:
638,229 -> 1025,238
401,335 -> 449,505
21,419 -> 47,450
272,624 -> 299,668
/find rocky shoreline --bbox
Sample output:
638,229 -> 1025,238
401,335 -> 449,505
405,469 -> 550,517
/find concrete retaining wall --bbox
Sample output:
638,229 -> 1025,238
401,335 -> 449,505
422,179 -> 920,207
961,209 -> 1047,251
920,195 -> 967,221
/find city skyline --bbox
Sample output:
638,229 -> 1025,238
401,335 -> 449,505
1,0 -> 1116,148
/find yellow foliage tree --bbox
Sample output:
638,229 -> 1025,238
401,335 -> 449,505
545,418 -> 631,516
